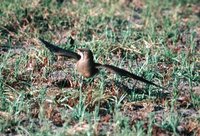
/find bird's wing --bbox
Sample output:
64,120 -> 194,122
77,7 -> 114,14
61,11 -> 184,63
39,38 -> 81,60
95,63 -> 164,89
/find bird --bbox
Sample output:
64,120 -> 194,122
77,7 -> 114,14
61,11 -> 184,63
39,38 -> 164,88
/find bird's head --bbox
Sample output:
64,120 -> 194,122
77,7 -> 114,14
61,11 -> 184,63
77,48 -> 94,60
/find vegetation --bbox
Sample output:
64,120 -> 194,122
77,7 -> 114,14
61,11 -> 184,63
0,0 -> 199,135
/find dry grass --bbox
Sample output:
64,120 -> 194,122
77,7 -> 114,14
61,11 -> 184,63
0,0 -> 200,135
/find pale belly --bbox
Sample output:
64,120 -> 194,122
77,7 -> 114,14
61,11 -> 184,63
76,60 -> 97,78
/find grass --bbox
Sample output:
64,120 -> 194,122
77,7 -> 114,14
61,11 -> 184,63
0,0 -> 200,135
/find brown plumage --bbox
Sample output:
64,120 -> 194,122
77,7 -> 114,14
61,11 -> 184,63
39,38 -> 164,88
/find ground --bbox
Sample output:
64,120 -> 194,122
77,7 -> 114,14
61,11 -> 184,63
0,0 -> 200,135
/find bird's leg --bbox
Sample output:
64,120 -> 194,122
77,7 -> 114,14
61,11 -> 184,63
79,75 -> 84,91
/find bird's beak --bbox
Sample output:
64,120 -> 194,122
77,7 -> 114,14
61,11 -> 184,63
77,48 -> 83,56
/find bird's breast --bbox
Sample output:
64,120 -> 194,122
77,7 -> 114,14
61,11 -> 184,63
76,59 -> 97,78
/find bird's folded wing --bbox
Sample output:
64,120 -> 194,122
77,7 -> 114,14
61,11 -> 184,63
39,38 -> 81,60
95,63 -> 163,88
